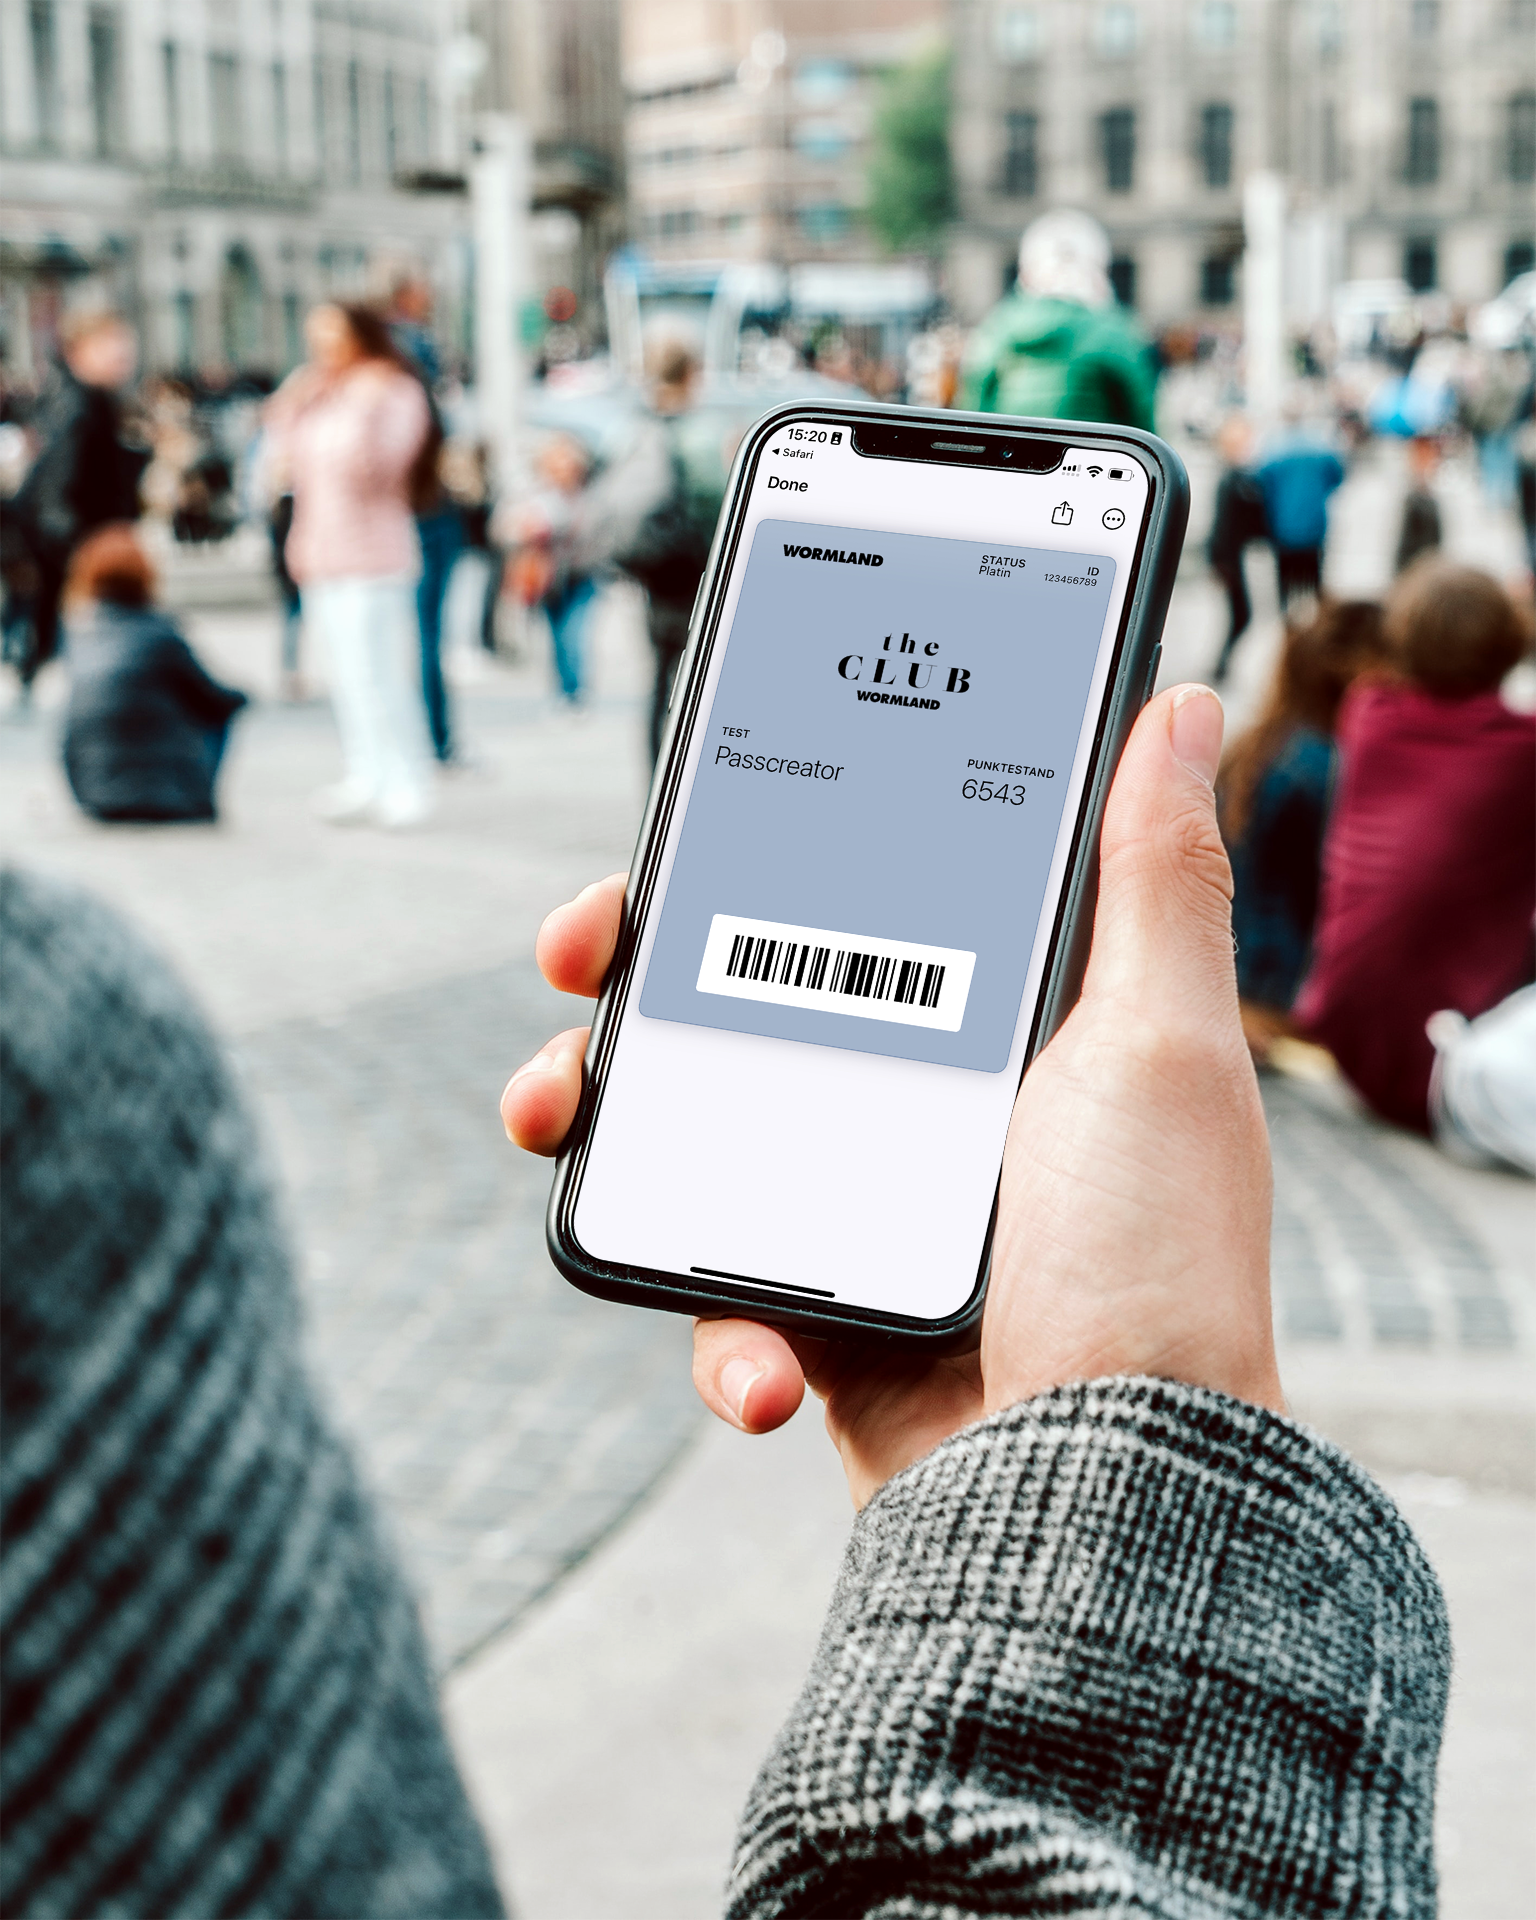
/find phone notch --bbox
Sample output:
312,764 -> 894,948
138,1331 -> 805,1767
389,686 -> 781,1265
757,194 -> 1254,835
852,419 -> 1065,473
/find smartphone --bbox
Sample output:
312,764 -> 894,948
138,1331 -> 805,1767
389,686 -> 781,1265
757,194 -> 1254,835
548,403 -> 1188,1347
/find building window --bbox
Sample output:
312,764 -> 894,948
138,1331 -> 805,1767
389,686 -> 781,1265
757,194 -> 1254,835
1096,5 -> 1139,57
346,60 -> 362,183
271,63 -> 288,170
1003,109 -> 1039,196
88,8 -> 123,158
1504,241 -> 1535,284
1406,98 -> 1439,185
1101,107 -> 1136,192
282,292 -> 302,369
1109,254 -> 1137,307
1192,2 -> 1236,50
384,70 -> 398,174
343,60 -> 360,182
798,203 -> 852,242
209,53 -> 243,165
162,42 -> 181,161
1404,235 -> 1437,291
1410,0 -> 1439,37
1198,103 -> 1233,188
1509,92 -> 1536,184
793,57 -> 853,104
174,290 -> 196,368
996,5 -> 1043,62
416,75 -> 431,161
794,118 -> 852,161
1320,99 -> 1341,187
314,63 -> 329,177
1200,255 -> 1236,305
1315,0 -> 1343,56
30,1 -> 59,150
658,208 -> 699,237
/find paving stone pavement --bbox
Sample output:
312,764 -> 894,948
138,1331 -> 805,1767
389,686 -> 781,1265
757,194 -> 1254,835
234,962 -> 701,1668
2,478 -> 1531,1846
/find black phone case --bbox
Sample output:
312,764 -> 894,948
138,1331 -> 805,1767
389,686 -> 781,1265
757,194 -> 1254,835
546,400 -> 1190,1350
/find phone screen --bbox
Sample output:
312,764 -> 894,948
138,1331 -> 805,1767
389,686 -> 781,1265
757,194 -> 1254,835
572,419 -> 1154,1325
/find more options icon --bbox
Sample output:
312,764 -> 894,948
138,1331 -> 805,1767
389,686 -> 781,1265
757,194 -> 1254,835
1101,507 -> 1126,529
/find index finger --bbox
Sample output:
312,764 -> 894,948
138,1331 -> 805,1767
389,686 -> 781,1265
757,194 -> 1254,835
536,873 -> 626,998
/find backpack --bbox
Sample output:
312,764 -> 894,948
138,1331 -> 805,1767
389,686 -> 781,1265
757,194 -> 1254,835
612,419 -> 719,611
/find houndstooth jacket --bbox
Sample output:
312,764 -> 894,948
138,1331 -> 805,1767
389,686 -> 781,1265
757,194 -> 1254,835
730,1377 -> 1449,1918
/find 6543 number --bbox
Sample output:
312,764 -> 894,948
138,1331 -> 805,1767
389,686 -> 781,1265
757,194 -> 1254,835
962,779 -> 1027,805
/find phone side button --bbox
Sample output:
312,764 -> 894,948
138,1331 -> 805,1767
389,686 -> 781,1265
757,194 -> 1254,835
1141,643 -> 1162,704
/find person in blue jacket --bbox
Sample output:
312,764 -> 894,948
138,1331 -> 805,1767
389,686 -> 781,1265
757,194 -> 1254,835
1255,414 -> 1346,609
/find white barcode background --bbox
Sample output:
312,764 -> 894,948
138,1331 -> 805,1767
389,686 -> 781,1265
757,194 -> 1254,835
695,914 -> 975,1033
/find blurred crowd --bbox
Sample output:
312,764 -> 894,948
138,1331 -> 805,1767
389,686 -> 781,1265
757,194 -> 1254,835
2,214 -> 1533,1171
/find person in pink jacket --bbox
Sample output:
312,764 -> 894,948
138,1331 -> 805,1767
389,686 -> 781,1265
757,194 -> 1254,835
267,304 -> 438,828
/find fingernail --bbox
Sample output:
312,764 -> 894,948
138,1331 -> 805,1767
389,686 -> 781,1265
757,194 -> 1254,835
720,1357 -> 765,1428
508,1049 -> 555,1086
1170,685 -> 1224,787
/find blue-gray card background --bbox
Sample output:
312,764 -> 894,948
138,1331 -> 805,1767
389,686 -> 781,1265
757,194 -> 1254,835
640,519 -> 1115,1071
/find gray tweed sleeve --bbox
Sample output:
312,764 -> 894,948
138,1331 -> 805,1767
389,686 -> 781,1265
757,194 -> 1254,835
1,868 -> 504,1920
728,1377 -> 1449,1919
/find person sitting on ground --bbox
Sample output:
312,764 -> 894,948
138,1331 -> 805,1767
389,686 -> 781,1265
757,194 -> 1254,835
1217,597 -> 1386,1062
60,524 -> 248,824
0,865 -> 506,1920
1295,558 -> 1535,1132
504,685 -> 1450,1915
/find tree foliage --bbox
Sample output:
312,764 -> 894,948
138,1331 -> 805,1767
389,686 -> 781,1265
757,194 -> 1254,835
866,45 -> 955,255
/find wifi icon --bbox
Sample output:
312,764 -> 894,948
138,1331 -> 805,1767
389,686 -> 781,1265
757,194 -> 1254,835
1085,464 -> 1103,477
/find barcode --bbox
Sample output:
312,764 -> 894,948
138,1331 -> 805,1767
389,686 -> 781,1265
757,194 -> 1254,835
725,933 -> 946,1010
696,914 -> 975,1033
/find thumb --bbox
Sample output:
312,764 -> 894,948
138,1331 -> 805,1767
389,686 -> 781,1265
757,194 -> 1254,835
1083,684 -> 1238,1032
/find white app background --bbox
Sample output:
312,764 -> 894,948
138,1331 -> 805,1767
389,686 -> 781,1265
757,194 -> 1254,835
573,428 -> 1151,1320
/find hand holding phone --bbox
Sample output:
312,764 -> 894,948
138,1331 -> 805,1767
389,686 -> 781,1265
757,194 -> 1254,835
503,685 -> 1284,1508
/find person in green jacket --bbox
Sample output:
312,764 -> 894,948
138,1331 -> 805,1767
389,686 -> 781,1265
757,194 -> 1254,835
960,209 -> 1158,430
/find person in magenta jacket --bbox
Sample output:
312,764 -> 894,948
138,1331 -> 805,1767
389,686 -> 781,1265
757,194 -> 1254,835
1295,559 -> 1535,1131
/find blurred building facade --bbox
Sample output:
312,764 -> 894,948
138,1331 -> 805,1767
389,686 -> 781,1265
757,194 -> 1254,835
950,0 -> 1536,326
467,0 -> 626,329
622,0 -> 942,263
0,0 -> 469,383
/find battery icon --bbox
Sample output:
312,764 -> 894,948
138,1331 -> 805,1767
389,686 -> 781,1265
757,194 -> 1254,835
830,430 -> 843,444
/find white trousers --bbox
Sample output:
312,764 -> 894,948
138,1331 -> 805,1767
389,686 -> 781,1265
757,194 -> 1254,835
1429,985 -> 1536,1175
305,576 -> 433,814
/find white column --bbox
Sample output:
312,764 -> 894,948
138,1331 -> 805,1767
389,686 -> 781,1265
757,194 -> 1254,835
56,0 -> 93,156
120,0 -> 158,162
0,0 -> 40,150
471,110 -> 530,487
1243,169 -> 1287,429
